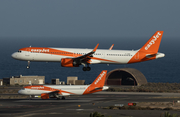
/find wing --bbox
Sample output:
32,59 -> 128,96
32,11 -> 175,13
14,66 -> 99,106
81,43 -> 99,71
73,43 -> 99,65
49,89 -> 75,96
48,90 -> 59,94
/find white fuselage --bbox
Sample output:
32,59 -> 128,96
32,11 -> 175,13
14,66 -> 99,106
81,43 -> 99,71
12,48 -> 165,64
12,48 -> 138,64
18,85 -> 109,96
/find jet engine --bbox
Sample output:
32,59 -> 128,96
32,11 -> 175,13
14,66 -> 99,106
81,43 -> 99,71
41,93 -> 49,99
61,58 -> 79,67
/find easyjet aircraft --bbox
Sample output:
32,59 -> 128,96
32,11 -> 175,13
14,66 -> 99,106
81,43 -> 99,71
18,70 -> 108,99
12,31 -> 165,71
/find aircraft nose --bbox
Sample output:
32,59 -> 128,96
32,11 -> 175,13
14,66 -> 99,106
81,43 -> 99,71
11,52 -> 18,59
18,90 -> 24,94
18,90 -> 22,94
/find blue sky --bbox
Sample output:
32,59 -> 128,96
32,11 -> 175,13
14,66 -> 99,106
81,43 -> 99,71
0,1 -> 179,83
0,0 -> 180,38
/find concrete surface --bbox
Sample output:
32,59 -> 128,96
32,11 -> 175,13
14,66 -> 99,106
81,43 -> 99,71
1,91 -> 180,117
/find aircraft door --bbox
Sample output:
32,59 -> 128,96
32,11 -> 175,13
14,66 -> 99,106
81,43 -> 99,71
74,51 -> 79,57
87,87 -> 90,92
102,52 -> 105,58
135,52 -> 139,60
25,48 -> 30,56
87,86 -> 93,92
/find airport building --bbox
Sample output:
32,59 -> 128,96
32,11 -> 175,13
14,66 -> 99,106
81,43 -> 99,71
75,80 -> 85,85
0,79 -> 3,86
1,68 -> 146,86
51,78 -> 65,85
51,77 -> 85,85
67,76 -> 85,85
51,78 -> 60,85
3,75 -> 45,85
105,68 -> 147,86
67,76 -> 78,85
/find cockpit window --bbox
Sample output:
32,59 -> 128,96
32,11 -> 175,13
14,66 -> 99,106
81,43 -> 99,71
18,50 -> 22,53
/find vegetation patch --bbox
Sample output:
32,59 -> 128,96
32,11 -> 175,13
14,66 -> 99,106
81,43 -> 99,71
89,111 -> 111,117
107,83 -> 180,93
160,111 -> 180,117
102,101 -> 180,111
103,105 -> 174,110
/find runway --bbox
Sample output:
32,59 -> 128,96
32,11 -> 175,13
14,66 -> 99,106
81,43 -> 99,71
1,92 -> 180,117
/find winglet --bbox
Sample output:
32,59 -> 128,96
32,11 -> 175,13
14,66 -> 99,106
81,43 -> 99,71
109,44 -> 114,50
74,43 -> 99,60
93,43 -> 99,52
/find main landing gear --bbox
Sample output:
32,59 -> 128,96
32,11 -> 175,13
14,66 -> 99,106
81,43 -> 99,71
62,96 -> 65,100
83,67 -> 91,71
82,63 -> 91,71
29,95 -> 32,100
27,61 -> 30,69
57,96 -> 65,100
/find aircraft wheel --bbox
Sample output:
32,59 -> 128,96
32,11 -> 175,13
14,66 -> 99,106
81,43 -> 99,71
83,67 -> 87,71
29,95 -> 32,100
62,96 -> 65,100
27,61 -> 30,69
87,67 -> 91,71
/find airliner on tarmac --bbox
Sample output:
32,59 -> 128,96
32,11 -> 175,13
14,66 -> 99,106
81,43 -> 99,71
12,31 -> 165,71
18,70 -> 108,100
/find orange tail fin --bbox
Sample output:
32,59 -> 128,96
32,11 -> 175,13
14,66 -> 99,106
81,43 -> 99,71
83,70 -> 107,95
139,31 -> 163,54
91,70 -> 107,87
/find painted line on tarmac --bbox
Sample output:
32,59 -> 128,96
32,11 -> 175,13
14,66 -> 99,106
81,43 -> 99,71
15,100 -> 91,103
66,109 -> 94,111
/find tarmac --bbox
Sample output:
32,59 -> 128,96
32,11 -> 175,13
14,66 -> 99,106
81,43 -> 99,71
1,92 -> 180,117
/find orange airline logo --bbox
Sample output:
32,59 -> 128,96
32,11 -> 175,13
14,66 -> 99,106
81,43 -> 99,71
25,85 -> 76,95
30,49 -> 49,53
145,32 -> 161,50
94,71 -> 106,85
31,86 -> 44,89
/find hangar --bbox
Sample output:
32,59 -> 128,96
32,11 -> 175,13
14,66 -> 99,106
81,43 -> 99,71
105,68 -> 147,86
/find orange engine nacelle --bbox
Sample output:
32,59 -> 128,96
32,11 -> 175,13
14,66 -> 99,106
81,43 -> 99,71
61,58 -> 79,67
41,93 -> 49,99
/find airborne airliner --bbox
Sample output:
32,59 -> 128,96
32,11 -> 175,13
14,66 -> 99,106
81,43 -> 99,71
12,31 -> 165,71
18,70 -> 108,100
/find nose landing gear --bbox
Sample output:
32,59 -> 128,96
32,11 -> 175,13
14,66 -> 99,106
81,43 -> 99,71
27,61 -> 30,69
